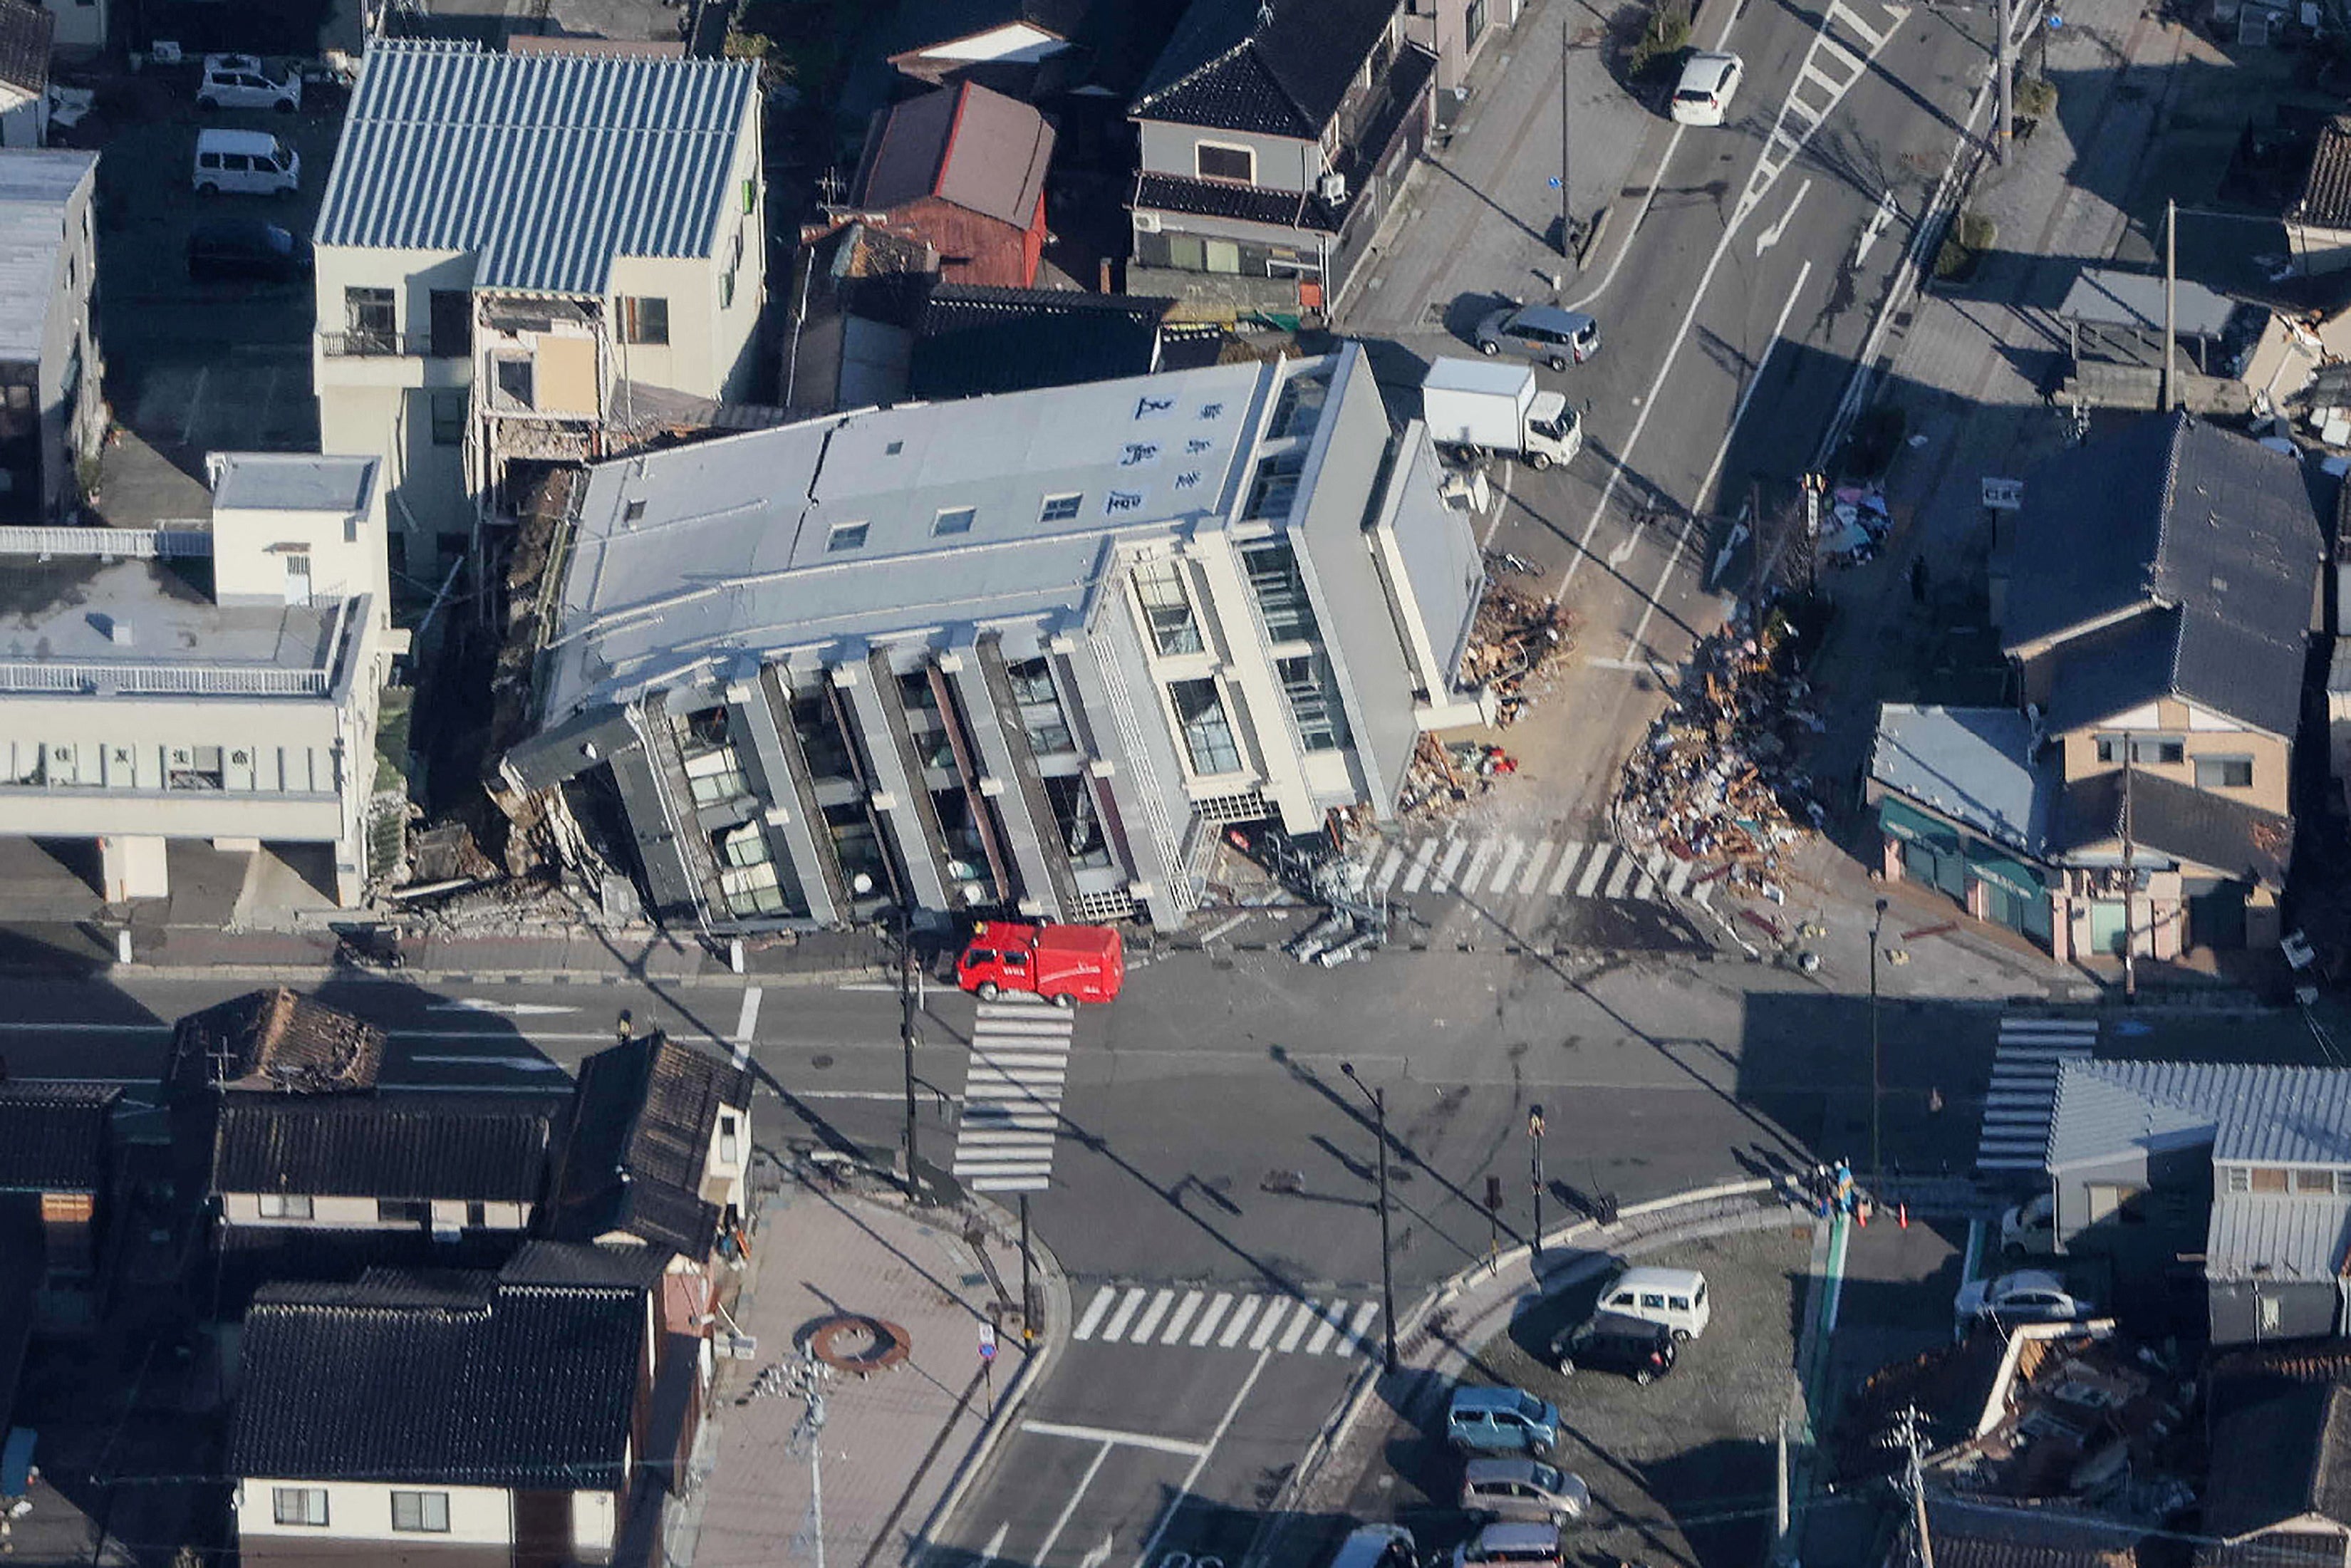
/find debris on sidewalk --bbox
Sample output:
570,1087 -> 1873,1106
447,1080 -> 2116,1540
1397,736 -> 1522,820
1611,593 -> 1825,900
1465,584 -> 1577,727
1815,483 -> 1891,569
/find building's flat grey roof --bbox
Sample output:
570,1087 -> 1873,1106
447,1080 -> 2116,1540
0,149 -> 89,362
2058,266 -> 2247,341
2208,1191 -> 2351,1280
541,354 -> 1295,717
2050,1059 -> 2351,1172
210,453 -> 379,516
1869,704 -> 2055,855
316,39 -> 755,297
0,556 -> 342,670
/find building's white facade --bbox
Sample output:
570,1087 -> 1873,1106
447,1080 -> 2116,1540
0,455 -> 400,905
234,1478 -> 619,1558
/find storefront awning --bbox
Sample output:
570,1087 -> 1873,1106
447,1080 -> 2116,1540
1879,796 -> 1959,848
1967,845 -> 2048,900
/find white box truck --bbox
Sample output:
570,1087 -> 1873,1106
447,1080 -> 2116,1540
1421,357 -> 1582,470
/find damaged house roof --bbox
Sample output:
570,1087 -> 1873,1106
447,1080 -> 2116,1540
2204,1346 -> 2351,1542
546,1033 -> 749,1257
167,988 -> 386,1096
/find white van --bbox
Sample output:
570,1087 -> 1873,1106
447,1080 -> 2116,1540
1595,1265 -> 1711,1341
193,129 -> 300,196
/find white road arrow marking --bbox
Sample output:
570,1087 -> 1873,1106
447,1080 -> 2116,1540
425,998 -> 579,1016
980,1523 -> 1009,1564
1079,1532 -> 1116,1568
1856,188 -> 1899,264
1753,177 -> 1812,256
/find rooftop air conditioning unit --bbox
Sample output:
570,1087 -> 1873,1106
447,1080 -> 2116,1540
1318,172 -> 1349,206
1133,211 -> 1162,233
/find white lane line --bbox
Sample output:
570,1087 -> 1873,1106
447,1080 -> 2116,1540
1099,1288 -> 1146,1344
1198,913 -> 1252,945
1127,1349 -> 1274,1568
1021,1422 -> 1211,1458
1576,846 -> 1613,898
1517,841 -> 1555,895
1432,838 -> 1470,893
1624,257 -> 1815,659
1302,1303 -> 1342,1356
1190,1293 -> 1234,1346
1074,1287 -> 1117,1341
1828,0 -> 1888,46
1034,1441 -> 1113,1566
1344,1300 -> 1381,1355
1401,839 -> 1441,894
1277,1302 -> 1317,1354
1220,1296 -> 1262,1348
1487,837 -> 1525,895
1128,1289 -> 1175,1343
1368,846 -> 1405,895
1548,843 -> 1586,895
1604,853 -> 1639,901
1161,1290 -> 1205,1345
1247,1300 -> 1289,1351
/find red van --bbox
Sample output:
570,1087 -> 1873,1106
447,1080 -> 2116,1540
956,922 -> 1124,1007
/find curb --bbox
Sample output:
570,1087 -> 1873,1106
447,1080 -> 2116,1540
1241,1177 -> 1801,1568
16,959 -> 890,988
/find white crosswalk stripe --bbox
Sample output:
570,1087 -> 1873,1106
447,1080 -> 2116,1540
1433,838 -> 1471,892
1488,837 -> 1525,895
1518,841 -> 1555,895
1332,831 -> 1729,927
1548,842 -> 1586,895
1974,1016 -> 2097,1173
951,997 -> 1078,1193
1401,838 -> 1441,893
1577,845 -> 1614,898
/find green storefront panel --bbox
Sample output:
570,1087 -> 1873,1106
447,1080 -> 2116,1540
1879,797 -> 1958,848
1965,847 -> 2046,900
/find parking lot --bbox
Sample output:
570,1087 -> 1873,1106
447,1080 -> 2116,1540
84,66 -> 340,525
1349,1225 -> 1816,1568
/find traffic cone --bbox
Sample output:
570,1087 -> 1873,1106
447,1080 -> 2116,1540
1898,1200 -> 1909,1229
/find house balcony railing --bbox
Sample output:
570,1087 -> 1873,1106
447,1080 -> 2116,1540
0,661 -> 332,697
321,332 -> 460,359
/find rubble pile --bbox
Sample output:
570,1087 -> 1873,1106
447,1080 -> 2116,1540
1465,585 -> 1577,727
1612,598 -> 1825,897
1397,735 -> 1520,821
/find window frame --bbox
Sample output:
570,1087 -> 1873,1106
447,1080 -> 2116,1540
428,388 -> 467,447
390,1490 -> 450,1534
1168,677 -> 1242,775
257,1193 -> 314,1220
1039,492 -> 1084,522
2194,754 -> 2255,789
1194,140 -> 1256,183
620,295 -> 671,346
932,506 -> 976,537
343,286 -> 395,349
1131,558 -> 1205,656
826,520 -> 871,553
272,1487 -> 329,1527
2095,734 -> 2185,766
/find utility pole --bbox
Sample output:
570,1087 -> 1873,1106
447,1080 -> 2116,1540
1559,19 -> 1574,257
2162,199 -> 2179,412
1341,1063 -> 1400,1373
1528,1104 -> 1547,1264
1019,1194 -> 1035,1345
1869,896 -> 1888,1185
1996,0 -> 2014,165
1886,1405 -> 1936,1568
2122,751 -> 2139,1002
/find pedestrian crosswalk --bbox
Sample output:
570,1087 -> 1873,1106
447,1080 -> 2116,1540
1974,1016 -> 2098,1173
950,998 -> 1077,1195
1070,1283 -> 1383,1359
1362,832 -> 1711,913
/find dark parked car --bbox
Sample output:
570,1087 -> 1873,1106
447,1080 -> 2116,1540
187,219 -> 311,284
1550,1310 -> 1677,1384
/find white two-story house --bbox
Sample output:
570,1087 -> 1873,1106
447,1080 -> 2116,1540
310,38 -> 768,576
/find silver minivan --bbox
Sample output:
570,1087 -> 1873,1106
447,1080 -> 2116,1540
1473,303 -> 1601,370
193,129 -> 301,197
1459,1458 -> 1590,1525
1450,1522 -> 1563,1568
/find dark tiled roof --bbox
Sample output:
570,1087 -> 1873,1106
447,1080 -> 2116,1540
550,1034 -> 748,1257
0,1082 -> 115,1194
1921,1502 -> 2138,1568
2002,412 -> 2322,738
0,1 -> 51,98
2205,1360 -> 2351,1539
912,284 -> 1170,397
2057,768 -> 2293,887
1131,170 -> 1341,232
501,1239 -> 672,1289
230,1274 -> 645,1488
1133,0 -> 1401,137
212,1094 -> 559,1204
168,988 -> 385,1096
852,82 -> 1055,229
2293,117 -> 2351,231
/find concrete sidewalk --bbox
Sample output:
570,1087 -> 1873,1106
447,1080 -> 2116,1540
677,1174 -> 1069,1568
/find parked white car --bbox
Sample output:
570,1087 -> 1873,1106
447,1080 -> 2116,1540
199,53 -> 301,113
1954,1269 -> 2092,1330
1999,1193 -> 2057,1257
1670,51 -> 1744,126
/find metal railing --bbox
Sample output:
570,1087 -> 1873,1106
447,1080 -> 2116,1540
0,524 -> 211,557
319,331 -> 449,359
0,662 -> 331,696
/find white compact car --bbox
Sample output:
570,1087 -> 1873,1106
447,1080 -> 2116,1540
199,53 -> 301,113
1954,1269 -> 2093,1332
1671,51 -> 1744,125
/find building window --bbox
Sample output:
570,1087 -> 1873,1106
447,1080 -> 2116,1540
1277,653 -> 1350,751
427,290 -> 469,358
378,1199 -> 430,1224
2296,1168 -> 2335,1193
391,1492 -> 450,1533
2227,1165 -> 2250,1193
493,355 -> 534,410
933,507 -> 976,536
683,746 -> 746,806
1040,492 -> 1084,522
344,286 -> 395,351
273,1488 -> 328,1527
2095,735 -> 2184,765
1195,142 -> 1255,182
720,1113 -> 740,1165
1244,452 -> 1304,521
257,1193 -> 313,1220
429,389 -> 466,446
1132,559 -> 1203,655
167,746 -> 226,791
620,296 -> 670,346
2195,755 -> 2254,789
2084,1183 -> 2146,1224
1168,677 -> 1241,774
1243,543 -> 1320,643
2251,1167 -> 2290,1193
826,521 -> 869,553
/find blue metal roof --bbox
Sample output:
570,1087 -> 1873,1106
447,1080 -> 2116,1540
316,40 -> 756,297
2050,1059 -> 2351,1172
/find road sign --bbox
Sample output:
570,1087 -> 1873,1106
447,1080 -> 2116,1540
979,1324 -> 997,1362
1981,477 -> 2024,510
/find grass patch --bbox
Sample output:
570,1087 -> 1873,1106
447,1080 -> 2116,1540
1933,209 -> 1996,284
1629,0 -> 1693,79
2015,76 -> 2057,118
374,685 -> 415,796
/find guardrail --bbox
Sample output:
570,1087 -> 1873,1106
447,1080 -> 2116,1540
0,524 -> 212,557
319,332 -> 447,359
0,662 -> 331,696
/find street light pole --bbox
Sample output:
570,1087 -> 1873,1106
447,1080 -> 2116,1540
1529,1105 -> 1547,1265
1341,1062 -> 1399,1374
1869,897 -> 1888,1186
